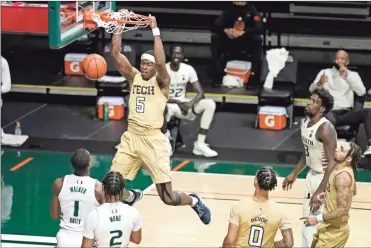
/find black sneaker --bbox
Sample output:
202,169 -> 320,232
123,189 -> 143,206
189,193 -> 211,225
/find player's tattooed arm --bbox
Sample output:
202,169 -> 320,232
274,228 -> 294,248
110,34 -> 137,83
50,177 -> 63,220
323,172 -> 352,221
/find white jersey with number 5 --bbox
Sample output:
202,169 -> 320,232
166,62 -> 198,101
83,202 -> 142,247
58,174 -> 100,232
301,117 -> 333,174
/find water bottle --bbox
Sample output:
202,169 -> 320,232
15,122 -> 22,136
103,102 -> 109,121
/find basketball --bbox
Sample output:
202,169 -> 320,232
82,54 -> 107,80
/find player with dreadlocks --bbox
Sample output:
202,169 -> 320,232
222,168 -> 294,248
82,171 -> 142,248
301,141 -> 361,248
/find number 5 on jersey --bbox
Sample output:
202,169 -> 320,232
136,97 -> 145,113
248,225 -> 264,247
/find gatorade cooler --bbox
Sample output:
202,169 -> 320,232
97,97 -> 125,120
258,106 -> 287,130
224,60 -> 252,84
64,53 -> 87,76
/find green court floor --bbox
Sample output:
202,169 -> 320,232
2,149 -> 371,246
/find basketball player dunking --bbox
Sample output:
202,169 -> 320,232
301,142 -> 361,248
50,148 -> 142,247
282,88 -> 337,247
82,171 -> 142,248
166,45 -> 218,157
110,16 -> 211,224
222,168 -> 294,248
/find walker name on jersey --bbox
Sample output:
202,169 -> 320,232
70,186 -> 87,194
132,85 -> 155,95
251,216 -> 268,224
301,136 -> 314,146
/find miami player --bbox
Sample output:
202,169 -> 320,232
82,171 -> 142,248
50,148 -> 142,247
282,88 -> 337,247
165,45 -> 218,157
222,167 -> 294,248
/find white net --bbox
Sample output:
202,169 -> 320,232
91,9 -> 150,34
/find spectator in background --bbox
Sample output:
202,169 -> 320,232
309,50 -> 371,156
1,56 -> 11,139
210,1 -> 263,88
166,45 -> 218,158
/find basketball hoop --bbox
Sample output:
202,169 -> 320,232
84,9 -> 152,34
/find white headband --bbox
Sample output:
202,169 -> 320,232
141,53 -> 156,63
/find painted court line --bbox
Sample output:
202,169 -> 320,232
2,243 -> 54,248
9,157 -> 33,171
1,234 -> 56,243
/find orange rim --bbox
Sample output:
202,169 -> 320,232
99,12 -> 152,25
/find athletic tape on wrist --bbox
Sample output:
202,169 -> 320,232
152,28 -> 160,36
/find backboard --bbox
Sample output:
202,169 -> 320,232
49,1 -> 116,49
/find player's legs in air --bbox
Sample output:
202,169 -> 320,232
111,130 -> 211,225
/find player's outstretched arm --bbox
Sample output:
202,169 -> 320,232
310,122 -> 337,210
50,177 -> 63,220
110,34 -> 137,83
150,16 -> 170,93
322,172 -> 352,221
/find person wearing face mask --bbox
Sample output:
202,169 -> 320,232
308,50 -> 371,156
165,45 -> 218,158
210,1 -> 263,88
